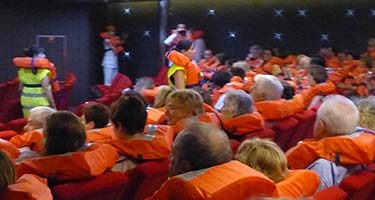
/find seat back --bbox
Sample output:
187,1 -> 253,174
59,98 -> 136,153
272,117 -> 299,151
313,186 -> 348,200
286,109 -> 316,150
56,73 -> 77,110
339,170 -> 375,200
52,172 -> 128,200
6,118 -> 28,134
109,73 -> 132,93
241,128 -> 276,142
122,159 -> 170,200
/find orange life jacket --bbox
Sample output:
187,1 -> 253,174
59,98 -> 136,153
0,174 -> 52,200
0,138 -> 20,159
146,107 -> 167,125
276,170 -> 320,198
255,98 -> 304,120
325,57 -> 340,69
142,86 -> 161,103
286,132 -> 375,169
203,103 -> 215,113
108,125 -> 173,160
312,81 -> 337,96
13,57 -> 60,91
222,112 -> 264,136
283,55 -> 297,65
10,130 -> 44,153
172,113 -> 222,137
146,160 -> 277,200
16,144 -> 118,181
85,126 -> 114,143
167,50 -> 201,86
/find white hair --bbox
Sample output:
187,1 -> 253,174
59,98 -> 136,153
29,106 -> 57,125
253,74 -> 283,101
225,89 -> 254,117
317,95 -> 359,135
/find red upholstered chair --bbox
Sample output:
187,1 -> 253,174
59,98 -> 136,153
52,172 -> 129,200
96,73 -> 132,96
121,159 -> 170,200
153,66 -> 168,86
6,118 -> 27,134
339,170 -> 375,200
272,117 -> 299,152
313,186 -> 348,200
286,109 -> 316,150
0,123 -> 8,131
241,128 -> 276,142
55,73 -> 77,110
0,130 -> 18,140
229,139 -> 241,154
0,99 -> 23,123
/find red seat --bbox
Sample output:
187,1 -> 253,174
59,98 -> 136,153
286,109 -> 316,150
96,73 -> 132,96
153,66 -> 168,86
313,186 -> 348,200
339,170 -> 375,200
229,139 -> 241,154
0,130 -> 18,140
52,172 -> 129,200
0,99 -> 23,123
241,128 -> 276,142
272,117 -> 299,151
55,73 -> 77,110
0,123 -> 8,131
6,118 -> 27,134
122,159 -> 169,200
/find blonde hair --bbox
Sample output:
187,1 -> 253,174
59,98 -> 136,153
166,89 -> 204,116
0,151 -> 16,192
235,138 -> 288,183
357,96 -> 375,130
153,86 -> 176,108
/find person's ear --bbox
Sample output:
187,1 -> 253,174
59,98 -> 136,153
87,121 -> 95,130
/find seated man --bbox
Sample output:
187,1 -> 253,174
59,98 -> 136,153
81,103 -> 113,143
286,95 -> 375,191
108,95 -> 174,172
10,106 -> 56,152
252,74 -> 304,121
147,122 -> 277,200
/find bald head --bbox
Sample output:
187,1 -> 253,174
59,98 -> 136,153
315,95 -> 359,138
170,122 -> 232,176
252,74 -> 284,102
24,106 -> 56,132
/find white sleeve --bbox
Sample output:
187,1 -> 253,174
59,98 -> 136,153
164,33 -> 178,46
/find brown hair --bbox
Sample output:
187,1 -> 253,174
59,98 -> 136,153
166,89 -> 204,116
44,111 -> 86,155
82,103 -> 110,128
153,86 -> 176,108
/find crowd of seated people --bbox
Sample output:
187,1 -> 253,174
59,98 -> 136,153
0,37 -> 375,199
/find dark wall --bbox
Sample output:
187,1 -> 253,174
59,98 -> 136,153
168,0 -> 375,59
106,1 -> 160,80
0,2 -> 105,106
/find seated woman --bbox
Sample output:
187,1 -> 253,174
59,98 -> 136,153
235,138 -> 320,198
220,89 -> 264,139
107,95 -> 174,172
0,150 -> 52,199
165,89 -> 221,136
16,111 -> 118,182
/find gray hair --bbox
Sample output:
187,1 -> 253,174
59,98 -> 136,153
174,122 -> 232,171
225,89 -> 254,117
317,95 -> 359,136
254,74 -> 284,101
29,106 -> 57,126
232,61 -> 250,72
